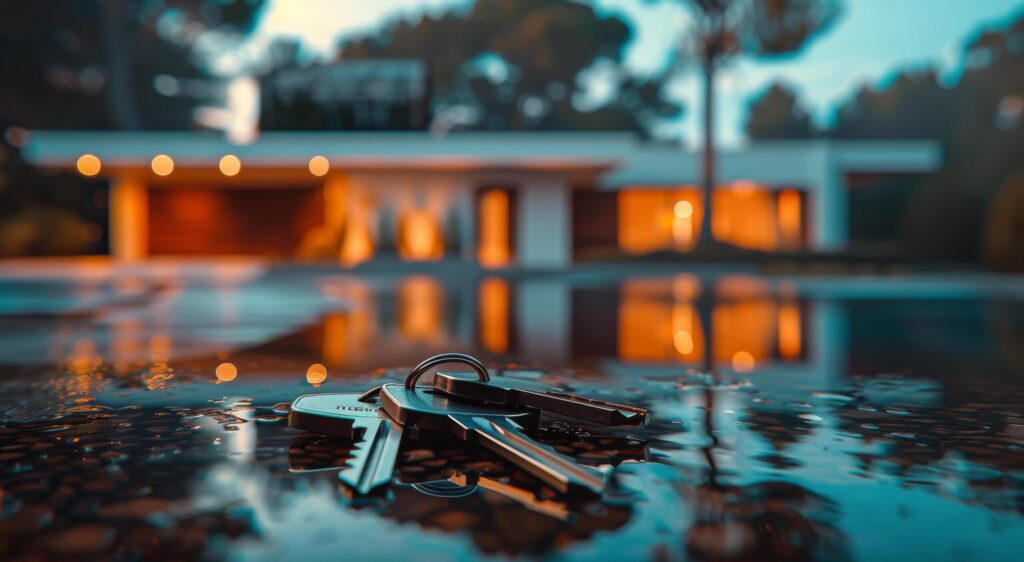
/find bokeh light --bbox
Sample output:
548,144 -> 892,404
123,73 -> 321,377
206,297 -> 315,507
731,351 -> 755,372
76,154 -> 101,176
151,154 -> 174,176
674,200 -> 694,219
219,154 -> 241,176
308,155 -> 329,176
306,363 -> 327,385
215,362 -> 237,382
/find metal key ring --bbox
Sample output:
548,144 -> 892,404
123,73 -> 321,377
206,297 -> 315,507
403,352 -> 489,389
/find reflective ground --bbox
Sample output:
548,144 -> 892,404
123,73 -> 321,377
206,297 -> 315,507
1,260 -> 1023,561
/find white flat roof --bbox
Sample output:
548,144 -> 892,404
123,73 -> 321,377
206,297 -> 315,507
23,131 -> 941,182
23,131 -> 634,171
601,139 -> 942,188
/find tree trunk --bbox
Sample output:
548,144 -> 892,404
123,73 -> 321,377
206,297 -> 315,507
99,0 -> 141,130
697,62 -> 716,249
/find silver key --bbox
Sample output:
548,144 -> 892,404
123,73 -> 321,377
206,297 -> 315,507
289,393 -> 402,494
379,384 -> 608,495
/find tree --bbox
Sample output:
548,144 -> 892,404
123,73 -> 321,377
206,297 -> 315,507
675,0 -> 840,250
335,0 -> 682,137
785,12 -> 1024,265
0,0 -> 266,256
832,70 -> 953,141
745,82 -> 816,139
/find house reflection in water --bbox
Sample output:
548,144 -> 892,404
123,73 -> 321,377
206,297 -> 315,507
35,269 -> 838,399
289,275 -> 829,393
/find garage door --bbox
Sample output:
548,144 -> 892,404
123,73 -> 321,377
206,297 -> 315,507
148,187 -> 322,257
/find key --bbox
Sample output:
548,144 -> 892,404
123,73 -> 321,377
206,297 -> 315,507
289,393 -> 402,494
379,384 -> 608,495
432,371 -> 650,426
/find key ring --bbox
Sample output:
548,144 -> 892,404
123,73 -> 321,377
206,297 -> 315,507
357,352 -> 490,402
404,352 -> 489,389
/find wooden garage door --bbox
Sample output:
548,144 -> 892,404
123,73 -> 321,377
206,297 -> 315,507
148,187 -> 322,256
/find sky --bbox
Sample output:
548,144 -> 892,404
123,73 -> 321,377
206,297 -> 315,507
250,0 -> 1024,146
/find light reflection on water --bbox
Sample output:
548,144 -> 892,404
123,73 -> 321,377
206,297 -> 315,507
0,264 -> 1023,560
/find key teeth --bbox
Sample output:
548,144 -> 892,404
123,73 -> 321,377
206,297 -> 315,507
339,419 -> 398,495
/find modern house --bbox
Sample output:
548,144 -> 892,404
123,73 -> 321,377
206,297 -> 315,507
23,131 -> 941,268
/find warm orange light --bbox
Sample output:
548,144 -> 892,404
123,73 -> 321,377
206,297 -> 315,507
219,154 -> 241,176
619,189 -> 701,253
306,363 -> 327,385
478,190 -> 511,267
778,190 -> 803,250
712,183 -> 778,250
398,209 -> 444,261
673,330 -> 694,354
109,177 -> 148,260
732,180 -> 758,198
674,200 -> 694,219
618,280 -> 705,363
215,362 -> 237,382
398,276 -> 443,343
778,302 -> 802,359
320,283 -> 375,365
479,277 -> 510,353
308,155 -> 329,177
322,313 -> 348,365
731,351 -> 756,372
713,298 -> 775,367
151,154 -> 174,176
340,196 -> 374,266
150,335 -> 171,363
77,154 -> 101,176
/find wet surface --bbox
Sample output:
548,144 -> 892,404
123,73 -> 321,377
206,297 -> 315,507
1,262 -> 1023,561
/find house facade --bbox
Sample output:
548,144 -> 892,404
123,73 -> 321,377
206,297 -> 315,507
24,131 -> 941,268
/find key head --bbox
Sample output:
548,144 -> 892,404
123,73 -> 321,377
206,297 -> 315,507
433,371 -> 650,426
289,393 -> 382,438
379,384 -> 540,433
432,371 -> 556,405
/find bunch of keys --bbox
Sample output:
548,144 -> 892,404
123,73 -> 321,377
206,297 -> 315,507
288,353 -> 649,496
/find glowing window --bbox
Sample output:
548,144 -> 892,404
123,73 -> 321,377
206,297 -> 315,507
478,189 -> 512,267
398,208 -> 444,261
478,277 -> 510,353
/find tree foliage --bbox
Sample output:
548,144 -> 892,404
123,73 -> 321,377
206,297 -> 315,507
744,12 -> 1024,266
744,82 -> 816,139
675,0 -> 839,249
0,0 -> 265,256
335,0 -> 681,136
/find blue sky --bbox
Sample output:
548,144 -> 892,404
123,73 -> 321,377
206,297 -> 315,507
252,0 -> 1024,145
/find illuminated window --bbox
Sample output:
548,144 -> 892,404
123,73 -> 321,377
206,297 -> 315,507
616,275 -> 802,371
778,301 -> 802,360
713,300 -> 776,369
712,182 -> 778,250
618,189 -> 701,254
398,208 -> 444,261
398,276 -> 443,343
478,277 -> 510,353
777,190 -> 803,250
617,184 -> 805,253
340,195 -> 374,266
478,189 -> 512,267
618,278 -> 705,363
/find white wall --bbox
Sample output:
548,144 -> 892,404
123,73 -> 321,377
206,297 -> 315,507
516,179 -> 572,269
